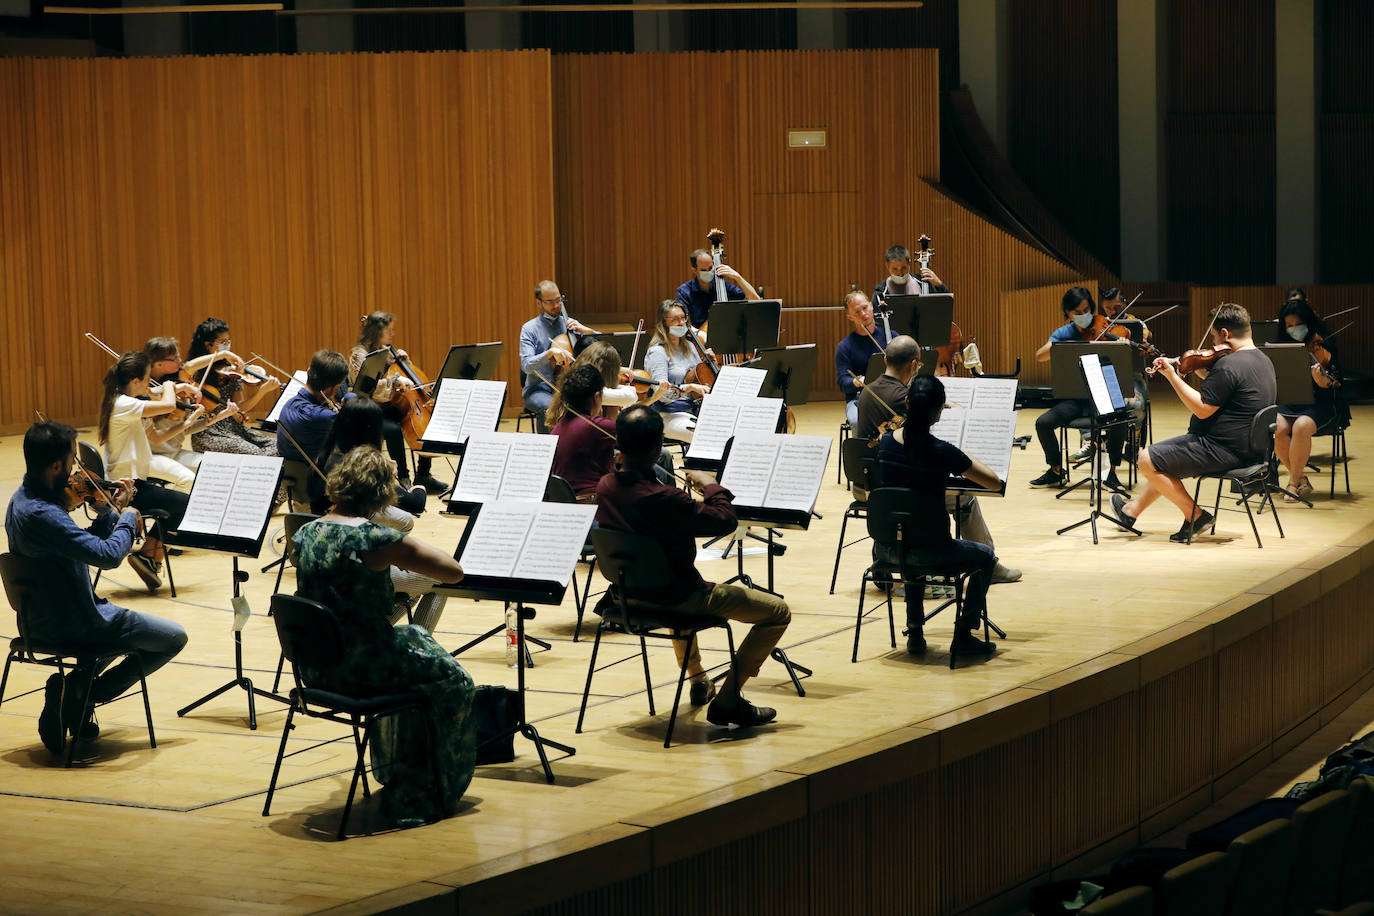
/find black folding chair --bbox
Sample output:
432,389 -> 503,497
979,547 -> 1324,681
542,475 -> 599,641
830,437 -> 876,594
79,442 -> 178,597
1188,405 -> 1284,548
575,528 -> 740,748
262,594 -> 442,840
0,553 -> 156,767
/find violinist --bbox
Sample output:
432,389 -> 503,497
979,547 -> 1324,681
185,318 -> 282,458
546,341 -> 668,427
99,351 -> 198,590
1109,304 -> 1277,541
1271,297 -> 1341,501
5,422 -> 188,757
1063,288 -> 1151,467
549,365 -> 619,501
351,312 -> 447,494
1030,287 -> 1132,491
858,337 -> 1021,586
276,350 -> 351,465
836,291 -> 894,428
143,337 -> 214,473
644,301 -> 712,442
520,281 -> 594,434
674,247 -> 760,330
872,243 -> 948,303
1101,288 -> 1150,340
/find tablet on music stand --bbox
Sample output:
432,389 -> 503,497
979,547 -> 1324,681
437,342 -> 504,381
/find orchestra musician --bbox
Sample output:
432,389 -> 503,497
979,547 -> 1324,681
185,319 -> 282,459
1109,304 -> 1277,541
351,312 -> 448,495
1270,295 -> 1342,501
520,281 -> 594,434
6,421 -> 188,755
1030,287 -> 1131,491
1064,287 -> 1150,470
99,351 -> 200,592
595,406 -> 790,728
549,364 -> 618,501
872,376 -> 1001,656
276,349 -> 351,465
857,336 -> 1021,587
143,337 -> 214,474
674,246 -> 761,329
644,300 -> 712,443
872,242 -> 948,304
835,290 -> 893,428
549,340 -> 667,425
291,446 -> 476,828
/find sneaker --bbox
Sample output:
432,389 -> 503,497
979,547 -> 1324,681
705,696 -> 777,728
904,627 -> 927,655
127,552 -> 162,592
689,677 -> 717,707
1103,470 -> 1125,492
413,473 -> 449,495
924,584 -> 954,600
1069,442 -> 1094,463
38,673 -> 65,756
1029,468 -> 1067,488
1109,494 -> 1138,531
952,628 -> 997,655
991,563 -> 1022,584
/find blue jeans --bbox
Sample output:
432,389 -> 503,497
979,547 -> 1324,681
523,388 -> 553,434
72,608 -> 188,703
845,399 -> 859,427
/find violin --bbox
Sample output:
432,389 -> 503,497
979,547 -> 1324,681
1147,343 -> 1235,377
1305,332 -> 1341,387
625,370 -> 683,401
62,470 -> 122,512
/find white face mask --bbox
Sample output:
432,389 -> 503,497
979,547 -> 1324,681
890,273 -> 910,286
668,325 -> 689,338
1071,312 -> 1095,329
216,340 -> 232,353
698,269 -> 715,284
1287,324 -> 1308,342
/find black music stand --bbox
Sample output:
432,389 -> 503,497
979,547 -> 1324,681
1251,320 -> 1281,347
352,347 -> 391,398
879,293 -> 954,348
580,332 -> 641,369
1263,344 -> 1320,405
1055,353 -> 1142,544
705,298 -> 782,354
750,344 -> 818,417
437,342 -> 504,381
1049,340 -> 1136,499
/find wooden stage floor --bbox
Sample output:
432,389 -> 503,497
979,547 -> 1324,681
0,399 -> 1369,914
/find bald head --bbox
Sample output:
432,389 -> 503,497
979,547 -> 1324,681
884,335 -> 921,383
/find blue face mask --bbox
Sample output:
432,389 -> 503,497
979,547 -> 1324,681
1287,324 -> 1308,342
1071,312 -> 1094,329
698,269 -> 714,284
668,325 -> 689,338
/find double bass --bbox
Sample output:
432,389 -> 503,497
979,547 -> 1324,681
916,236 -> 973,377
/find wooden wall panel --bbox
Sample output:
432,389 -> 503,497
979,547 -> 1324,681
1271,601 -> 1324,739
653,817 -> 809,916
1321,575 -> 1374,705
0,50 -> 554,431
1188,285 -> 1373,377
1139,657 -> 1214,817
1050,694 -> 1140,864
1213,627 -> 1273,775
551,49 -> 1081,399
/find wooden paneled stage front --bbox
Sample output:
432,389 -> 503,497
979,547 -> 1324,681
0,400 -> 1370,915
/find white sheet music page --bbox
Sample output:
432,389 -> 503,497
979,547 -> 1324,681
423,382 -> 473,444
929,408 -> 966,446
457,503 -> 538,578
218,455 -> 284,540
768,435 -> 832,512
968,377 -> 1018,412
718,437 -> 779,507
177,452 -> 241,536
450,434 -> 511,503
711,365 -> 768,398
457,379 -> 506,442
265,371 -> 308,424
686,396 -> 742,460
513,503 -> 596,585
961,410 -> 1017,482
736,397 -> 784,437
938,376 -> 976,409
501,434 -> 557,500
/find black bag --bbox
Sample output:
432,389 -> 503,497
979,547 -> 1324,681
473,684 -> 518,765
1287,729 -> 1374,800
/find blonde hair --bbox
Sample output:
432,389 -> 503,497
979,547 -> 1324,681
648,299 -> 687,350
546,342 -> 621,426
325,446 -> 397,518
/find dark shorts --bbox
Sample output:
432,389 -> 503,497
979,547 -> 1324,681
1277,403 -> 1336,426
1146,433 -> 1241,479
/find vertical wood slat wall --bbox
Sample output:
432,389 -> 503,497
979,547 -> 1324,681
1188,285 -> 1373,378
0,51 -> 554,431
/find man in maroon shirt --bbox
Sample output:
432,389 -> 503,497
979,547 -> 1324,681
595,406 -> 791,729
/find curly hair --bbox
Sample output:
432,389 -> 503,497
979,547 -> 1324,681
325,446 -> 397,518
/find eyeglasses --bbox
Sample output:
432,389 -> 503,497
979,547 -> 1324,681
540,296 -> 567,305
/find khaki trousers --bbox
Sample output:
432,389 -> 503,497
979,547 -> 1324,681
640,584 -> 791,679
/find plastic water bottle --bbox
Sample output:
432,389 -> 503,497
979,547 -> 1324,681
504,607 -> 519,668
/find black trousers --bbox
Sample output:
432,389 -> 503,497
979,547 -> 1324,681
380,416 -> 433,480
1035,399 -> 1127,467
130,479 -> 190,540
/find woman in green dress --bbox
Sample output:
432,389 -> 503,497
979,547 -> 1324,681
292,446 -> 476,827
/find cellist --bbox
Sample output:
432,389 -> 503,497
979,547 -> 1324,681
519,281 -> 595,434
351,311 -> 448,494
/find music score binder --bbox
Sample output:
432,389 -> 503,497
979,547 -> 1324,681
418,378 -> 506,455
436,501 -> 596,606
718,433 -> 831,528
446,433 -> 557,515
171,452 -> 284,557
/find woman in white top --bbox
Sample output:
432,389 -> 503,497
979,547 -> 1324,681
98,351 -> 202,591
643,300 -> 711,442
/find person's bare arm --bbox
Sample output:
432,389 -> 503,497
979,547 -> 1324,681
367,535 -> 464,583
960,455 -> 1003,492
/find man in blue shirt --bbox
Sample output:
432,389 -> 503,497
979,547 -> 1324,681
673,247 -> 761,329
834,290 -> 893,427
520,280 -> 594,433
4,422 -> 188,756
276,349 -> 350,464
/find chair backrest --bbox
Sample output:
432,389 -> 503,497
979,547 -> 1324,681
279,459 -> 312,498
1251,404 -> 1280,458
1285,789 -> 1355,915
282,512 -> 319,566
864,487 -> 921,547
589,527 -> 673,607
1224,817 -> 1295,916
0,553 -> 44,655
270,593 -> 346,678
78,441 -> 107,480
1157,851 -> 1233,916
1080,885 -> 1152,916
1340,777 -> 1374,906
840,437 -> 877,493
543,475 -> 577,504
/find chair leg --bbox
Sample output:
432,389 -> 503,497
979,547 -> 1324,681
829,510 -> 850,595
887,582 -> 896,649
574,622 -> 605,734
272,552 -> 288,594
852,574 -> 869,663
0,653 -> 13,706
1186,479 -> 1205,544
133,656 -> 156,749
640,636 -> 655,717
164,551 -> 177,599
664,633 -> 693,748
339,718 -> 374,840
272,652 -> 287,694
351,715 -> 371,799
63,665 -> 101,768
1266,488 -> 1285,539
262,704 -> 296,816
949,578 -> 965,670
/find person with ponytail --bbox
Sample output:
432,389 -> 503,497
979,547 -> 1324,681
97,351 -> 199,592
873,375 -> 1003,657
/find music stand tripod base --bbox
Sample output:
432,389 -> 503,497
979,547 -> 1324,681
1055,417 -> 1142,545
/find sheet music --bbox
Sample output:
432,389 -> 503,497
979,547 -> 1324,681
459,380 -> 506,441
452,433 -> 556,503
968,378 -> 1018,412
177,452 -> 283,541
960,410 -> 1016,481
457,505 -> 538,578
720,434 -> 830,512
424,379 -> 506,444
424,385 -> 471,444
737,398 -> 784,435
1081,354 -> 1115,416
686,396 -> 784,461
929,409 -> 966,445
718,437 -> 778,506
513,503 -> 596,585
265,371 -> 308,424
938,376 -> 975,409
710,365 -> 767,398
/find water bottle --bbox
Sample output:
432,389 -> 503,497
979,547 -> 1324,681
504,607 -> 519,668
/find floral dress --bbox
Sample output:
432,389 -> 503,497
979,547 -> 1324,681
292,518 -> 476,825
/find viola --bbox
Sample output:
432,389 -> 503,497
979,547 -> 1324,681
625,370 -> 683,401
1147,342 -> 1235,377
1081,314 -> 1132,343
1305,332 -> 1341,387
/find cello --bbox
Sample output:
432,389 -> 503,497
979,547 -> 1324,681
385,344 -> 436,449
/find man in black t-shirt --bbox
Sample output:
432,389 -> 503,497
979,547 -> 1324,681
1109,303 -> 1277,542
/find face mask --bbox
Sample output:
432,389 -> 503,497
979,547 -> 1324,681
668,325 -> 688,338
540,311 -> 560,324
216,341 -> 232,352
698,269 -> 714,284
1287,324 -> 1308,342
1071,312 -> 1094,329
890,274 -> 910,286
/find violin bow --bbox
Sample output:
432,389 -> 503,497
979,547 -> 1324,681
248,352 -> 294,389
1091,291 -> 1143,341
627,320 -> 644,374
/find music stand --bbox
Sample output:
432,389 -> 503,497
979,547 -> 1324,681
750,344 -> 818,413
705,298 -> 782,354
1262,344 -> 1318,405
1050,341 -> 1136,501
580,332 -> 641,369
1055,353 -> 1141,543
879,293 -> 954,348
352,348 -> 391,398
436,342 -> 504,381
1251,320 -> 1281,346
